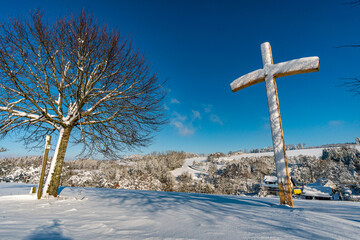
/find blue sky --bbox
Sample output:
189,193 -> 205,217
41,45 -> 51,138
1,0 -> 360,158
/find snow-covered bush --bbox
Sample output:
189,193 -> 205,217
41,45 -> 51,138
207,152 -> 226,163
175,172 -> 215,194
0,156 -> 43,184
291,153 -> 360,187
67,159 -> 100,170
322,147 -> 360,167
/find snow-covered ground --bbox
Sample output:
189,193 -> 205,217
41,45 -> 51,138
0,183 -> 359,239
171,156 -> 208,178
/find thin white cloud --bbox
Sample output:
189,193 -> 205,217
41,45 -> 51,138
170,120 -> 194,136
192,110 -> 201,120
170,98 -> 180,104
201,104 -> 224,125
173,111 -> 187,122
170,111 -> 195,136
203,104 -> 213,113
262,116 -> 270,130
210,114 -> 223,125
328,120 -> 344,126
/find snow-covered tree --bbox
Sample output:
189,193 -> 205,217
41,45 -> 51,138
0,10 -> 166,197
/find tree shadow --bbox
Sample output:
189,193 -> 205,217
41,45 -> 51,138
24,219 -> 72,240
83,187 -> 280,217
77,188 -> 355,239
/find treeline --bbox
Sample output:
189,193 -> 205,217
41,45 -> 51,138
1,148 -> 359,198
0,151 -> 193,191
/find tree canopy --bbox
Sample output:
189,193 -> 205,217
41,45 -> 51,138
0,10 -> 166,157
0,10 -> 166,196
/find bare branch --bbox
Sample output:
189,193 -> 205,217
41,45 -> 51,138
339,77 -> 360,95
334,44 -> 360,48
345,1 -> 360,7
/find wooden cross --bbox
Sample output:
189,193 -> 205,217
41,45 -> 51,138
230,42 -> 319,207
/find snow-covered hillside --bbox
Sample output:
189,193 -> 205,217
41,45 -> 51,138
171,147 -> 357,179
1,146 -> 360,198
0,183 -> 359,239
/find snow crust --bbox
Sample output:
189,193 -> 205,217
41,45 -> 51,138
0,183 -> 359,239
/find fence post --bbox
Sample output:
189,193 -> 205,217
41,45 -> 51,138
37,135 -> 51,199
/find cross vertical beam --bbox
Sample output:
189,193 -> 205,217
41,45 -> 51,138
230,42 -> 320,207
261,43 -> 293,206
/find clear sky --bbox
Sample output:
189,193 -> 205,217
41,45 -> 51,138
1,0 -> 360,158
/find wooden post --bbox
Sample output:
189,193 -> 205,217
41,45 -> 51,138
37,135 -> 51,199
261,43 -> 293,207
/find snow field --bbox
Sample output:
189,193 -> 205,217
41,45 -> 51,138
0,183 -> 359,239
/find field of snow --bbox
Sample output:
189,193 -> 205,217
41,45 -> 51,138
0,183 -> 359,239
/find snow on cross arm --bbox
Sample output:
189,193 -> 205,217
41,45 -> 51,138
230,57 -> 319,93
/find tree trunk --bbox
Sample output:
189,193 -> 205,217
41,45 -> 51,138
42,127 -> 72,197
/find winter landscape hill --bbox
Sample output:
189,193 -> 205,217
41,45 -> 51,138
1,146 -> 360,198
0,146 -> 360,239
0,182 -> 360,239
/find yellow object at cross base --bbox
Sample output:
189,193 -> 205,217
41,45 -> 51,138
294,189 -> 302,195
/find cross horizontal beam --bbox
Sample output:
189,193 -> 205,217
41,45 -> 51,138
230,56 -> 319,92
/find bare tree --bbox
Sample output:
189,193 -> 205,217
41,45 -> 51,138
0,10 -> 166,197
